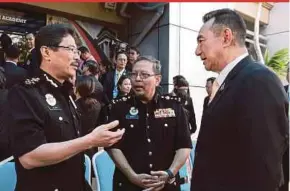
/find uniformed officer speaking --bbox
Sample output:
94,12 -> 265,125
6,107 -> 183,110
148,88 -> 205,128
7,24 -> 125,191
107,56 -> 192,191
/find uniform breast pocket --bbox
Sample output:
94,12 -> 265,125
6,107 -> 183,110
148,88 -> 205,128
46,110 -> 71,142
156,118 -> 177,139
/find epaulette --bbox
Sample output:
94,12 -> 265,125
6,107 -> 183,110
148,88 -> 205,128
23,77 -> 41,87
160,94 -> 182,103
111,95 -> 133,105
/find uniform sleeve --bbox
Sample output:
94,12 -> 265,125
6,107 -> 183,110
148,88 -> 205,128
175,102 -> 193,150
8,86 -> 47,158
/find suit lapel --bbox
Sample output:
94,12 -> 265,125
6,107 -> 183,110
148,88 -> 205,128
206,56 -> 252,113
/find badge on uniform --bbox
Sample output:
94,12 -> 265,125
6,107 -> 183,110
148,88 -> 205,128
126,107 -> 139,119
45,94 -> 56,106
154,108 -> 176,118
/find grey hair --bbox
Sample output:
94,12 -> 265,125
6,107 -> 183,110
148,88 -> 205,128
135,55 -> 162,75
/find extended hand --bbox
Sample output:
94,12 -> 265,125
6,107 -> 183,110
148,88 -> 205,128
88,120 -> 125,147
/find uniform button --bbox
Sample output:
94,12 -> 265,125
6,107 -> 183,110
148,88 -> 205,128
130,124 -> 134,128
58,117 -> 63,121
77,130 -> 80,135
73,115 -> 76,119
146,113 -> 149,117
149,164 -> 153,168
54,189 -> 59,191
118,182 -> 122,186
147,125 -> 150,129
164,123 -> 168,127
147,138 -> 151,143
149,151 -> 152,156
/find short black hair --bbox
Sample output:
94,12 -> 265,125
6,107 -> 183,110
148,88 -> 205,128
35,24 -> 75,64
202,8 -> 247,46
173,75 -> 186,85
115,51 -> 128,60
206,77 -> 216,84
129,46 -> 140,55
174,77 -> 189,88
0,33 -> 12,50
85,60 -> 99,76
5,44 -> 21,59
78,46 -> 89,54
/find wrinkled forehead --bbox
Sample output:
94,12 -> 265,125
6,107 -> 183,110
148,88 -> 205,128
133,60 -> 154,73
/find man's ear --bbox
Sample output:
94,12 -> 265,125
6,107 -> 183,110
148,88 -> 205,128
155,75 -> 162,86
40,46 -> 51,62
222,28 -> 234,47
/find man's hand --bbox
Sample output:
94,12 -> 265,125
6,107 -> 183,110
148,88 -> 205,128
86,120 -> 125,147
129,173 -> 164,189
150,171 -> 170,183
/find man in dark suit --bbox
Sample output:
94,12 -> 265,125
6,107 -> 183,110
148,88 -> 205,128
203,77 -> 215,112
22,33 -> 39,77
103,51 -> 128,101
191,9 -> 289,191
3,45 -> 27,89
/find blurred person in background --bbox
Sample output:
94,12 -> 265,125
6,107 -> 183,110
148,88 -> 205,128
203,77 -> 216,112
171,75 -> 197,134
116,75 -> 132,98
3,44 -> 28,89
126,46 -> 140,72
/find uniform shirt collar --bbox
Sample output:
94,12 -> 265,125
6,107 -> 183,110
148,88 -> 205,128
216,53 -> 248,86
39,69 -> 63,88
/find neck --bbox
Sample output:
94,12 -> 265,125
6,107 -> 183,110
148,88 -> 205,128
116,67 -> 124,72
40,64 -> 65,84
139,89 -> 155,104
218,46 -> 248,73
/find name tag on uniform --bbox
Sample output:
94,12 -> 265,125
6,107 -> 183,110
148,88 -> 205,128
154,108 -> 175,118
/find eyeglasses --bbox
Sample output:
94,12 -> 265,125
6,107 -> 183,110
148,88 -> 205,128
51,45 -> 81,56
129,72 -> 158,80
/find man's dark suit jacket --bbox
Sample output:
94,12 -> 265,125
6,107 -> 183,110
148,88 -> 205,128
22,48 -> 39,77
202,96 -> 210,112
4,61 -> 28,89
191,56 -> 289,191
102,70 -> 127,101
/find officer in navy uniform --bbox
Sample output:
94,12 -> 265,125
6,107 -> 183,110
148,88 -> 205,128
7,24 -> 124,191
106,56 -> 192,191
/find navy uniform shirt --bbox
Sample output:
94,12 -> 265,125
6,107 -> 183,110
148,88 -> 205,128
107,93 -> 192,191
8,70 -> 87,191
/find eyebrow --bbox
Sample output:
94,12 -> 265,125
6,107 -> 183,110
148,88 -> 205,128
197,35 -> 204,41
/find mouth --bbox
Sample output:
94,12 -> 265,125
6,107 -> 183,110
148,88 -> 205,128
70,62 -> 79,70
133,85 -> 144,91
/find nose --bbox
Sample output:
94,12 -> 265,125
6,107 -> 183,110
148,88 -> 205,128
195,44 -> 201,56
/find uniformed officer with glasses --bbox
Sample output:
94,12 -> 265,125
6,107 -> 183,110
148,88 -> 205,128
106,56 -> 192,191
7,24 -> 124,191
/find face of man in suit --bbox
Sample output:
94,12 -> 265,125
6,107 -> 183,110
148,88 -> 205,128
131,60 -> 161,102
195,18 -> 237,73
116,53 -> 127,71
205,80 -> 213,96
26,33 -> 35,50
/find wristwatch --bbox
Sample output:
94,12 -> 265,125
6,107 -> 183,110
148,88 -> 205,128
165,169 -> 176,184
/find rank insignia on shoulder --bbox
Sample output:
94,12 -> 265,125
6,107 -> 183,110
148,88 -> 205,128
24,77 -> 40,86
154,108 -> 176,118
45,93 -> 57,106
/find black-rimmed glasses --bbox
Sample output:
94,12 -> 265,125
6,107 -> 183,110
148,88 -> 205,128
129,72 -> 158,80
50,45 -> 81,56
